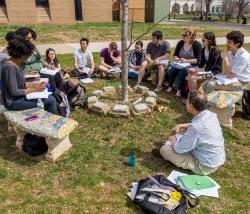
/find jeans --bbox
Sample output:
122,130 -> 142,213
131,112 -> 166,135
9,95 -> 58,114
40,72 -> 64,92
71,69 -> 88,79
168,67 -> 189,95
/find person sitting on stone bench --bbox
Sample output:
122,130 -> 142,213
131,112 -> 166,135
128,41 -> 148,87
71,38 -> 95,79
154,91 -> 225,175
98,42 -> 122,77
146,31 -> 171,92
201,31 -> 250,127
1,37 -> 58,114
188,32 -> 222,92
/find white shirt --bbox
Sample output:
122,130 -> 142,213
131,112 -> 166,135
74,49 -> 93,69
228,47 -> 250,82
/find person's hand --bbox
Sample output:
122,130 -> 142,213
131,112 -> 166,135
34,82 -> 46,92
226,72 -> 234,79
221,51 -> 228,60
188,67 -> 196,74
171,125 -> 181,135
180,58 -> 187,63
153,58 -> 160,65
174,56 -> 180,62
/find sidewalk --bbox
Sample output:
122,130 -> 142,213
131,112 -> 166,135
1,36 -> 250,54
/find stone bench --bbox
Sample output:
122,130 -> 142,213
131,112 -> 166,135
207,90 -> 243,129
4,108 -> 78,162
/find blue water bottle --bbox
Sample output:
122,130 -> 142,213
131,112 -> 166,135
128,154 -> 136,167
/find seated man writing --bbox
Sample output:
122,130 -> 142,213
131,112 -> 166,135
98,42 -> 122,77
157,91 -> 225,175
71,38 -> 94,79
146,31 -> 171,92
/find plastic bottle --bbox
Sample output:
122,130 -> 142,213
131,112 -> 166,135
128,154 -> 137,167
37,98 -> 44,110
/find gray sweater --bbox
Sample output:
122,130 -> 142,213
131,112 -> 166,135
1,62 -> 26,109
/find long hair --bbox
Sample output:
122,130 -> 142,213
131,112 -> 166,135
45,48 -> 59,68
203,32 -> 217,51
183,28 -> 197,44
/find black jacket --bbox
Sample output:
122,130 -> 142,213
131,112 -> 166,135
199,47 -> 222,75
173,40 -> 202,66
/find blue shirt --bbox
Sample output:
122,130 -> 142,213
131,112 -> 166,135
174,110 -> 225,168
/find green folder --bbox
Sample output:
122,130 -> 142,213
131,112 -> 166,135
178,175 -> 216,190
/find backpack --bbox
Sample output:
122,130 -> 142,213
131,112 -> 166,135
22,133 -> 48,156
242,89 -> 250,120
53,88 -> 71,117
64,83 -> 86,109
133,175 -> 198,214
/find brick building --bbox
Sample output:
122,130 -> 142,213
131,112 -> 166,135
0,0 -> 113,24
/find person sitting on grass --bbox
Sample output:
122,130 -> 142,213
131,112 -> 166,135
154,91 -> 225,175
45,48 -> 61,70
71,38 -> 94,79
128,41 -> 148,87
146,31 -> 171,92
1,37 -> 58,114
98,42 -> 122,77
187,32 -> 222,92
166,28 -> 202,98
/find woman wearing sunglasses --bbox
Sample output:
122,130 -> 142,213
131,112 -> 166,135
166,28 -> 202,97
187,32 -> 222,92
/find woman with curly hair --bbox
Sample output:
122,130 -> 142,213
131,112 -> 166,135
1,37 -> 57,114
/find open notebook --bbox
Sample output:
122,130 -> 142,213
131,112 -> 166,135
26,88 -> 52,100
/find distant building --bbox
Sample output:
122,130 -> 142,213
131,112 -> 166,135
170,0 -> 205,14
210,0 -> 223,14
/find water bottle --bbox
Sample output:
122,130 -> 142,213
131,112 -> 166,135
128,154 -> 137,167
37,98 -> 44,110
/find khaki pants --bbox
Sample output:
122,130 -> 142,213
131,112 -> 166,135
160,144 -> 218,175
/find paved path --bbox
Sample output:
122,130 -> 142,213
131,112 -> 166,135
1,36 -> 250,54
29,36 -> 250,54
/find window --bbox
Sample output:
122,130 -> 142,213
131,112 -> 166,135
0,0 -> 6,7
36,0 -> 49,7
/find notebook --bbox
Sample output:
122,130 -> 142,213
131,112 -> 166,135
178,175 -> 216,190
40,68 -> 60,76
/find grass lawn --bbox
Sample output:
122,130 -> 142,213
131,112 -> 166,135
0,22 -> 250,46
0,46 -> 250,213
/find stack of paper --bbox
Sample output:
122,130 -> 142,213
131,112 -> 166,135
167,170 -> 220,198
26,88 -> 52,100
172,62 -> 191,69
215,74 -> 238,85
157,60 -> 169,66
127,182 -> 139,200
25,73 -> 40,79
40,68 -> 60,76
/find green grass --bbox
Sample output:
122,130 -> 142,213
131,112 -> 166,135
0,46 -> 250,213
0,22 -> 250,46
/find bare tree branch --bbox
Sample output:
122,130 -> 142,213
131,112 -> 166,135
130,9 -> 134,45
126,13 -> 169,51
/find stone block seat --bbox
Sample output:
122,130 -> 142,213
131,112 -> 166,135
4,108 -> 78,162
207,90 -> 243,128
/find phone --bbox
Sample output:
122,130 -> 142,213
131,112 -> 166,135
25,115 -> 39,122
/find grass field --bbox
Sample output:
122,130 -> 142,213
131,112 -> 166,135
0,22 -> 250,46
0,46 -> 249,213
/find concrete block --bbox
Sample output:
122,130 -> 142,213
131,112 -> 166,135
87,96 -> 98,108
109,104 -> 130,117
136,86 -> 149,94
102,86 -> 116,96
146,91 -> 157,98
92,90 -> 103,97
145,97 -> 157,108
131,103 -> 151,115
91,101 -> 110,115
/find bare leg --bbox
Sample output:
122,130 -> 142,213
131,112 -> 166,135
157,64 -> 165,87
138,61 -> 148,84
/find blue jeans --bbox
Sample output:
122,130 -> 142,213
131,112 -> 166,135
9,95 -> 58,114
168,67 -> 189,95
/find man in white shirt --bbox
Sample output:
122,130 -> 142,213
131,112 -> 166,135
71,38 -> 95,79
202,31 -> 250,93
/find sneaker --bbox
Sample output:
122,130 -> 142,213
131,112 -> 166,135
175,90 -> 181,97
154,85 -> 163,93
165,87 -> 173,93
134,83 -> 141,89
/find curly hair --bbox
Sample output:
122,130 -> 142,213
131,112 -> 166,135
5,31 -> 17,42
15,27 -> 31,38
7,37 -> 35,59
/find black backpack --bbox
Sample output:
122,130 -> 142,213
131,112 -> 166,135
133,175 -> 198,214
242,89 -> 250,120
64,84 -> 86,109
22,133 -> 48,156
53,88 -> 71,117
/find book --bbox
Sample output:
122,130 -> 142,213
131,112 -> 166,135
171,62 -> 191,69
178,175 -> 216,191
215,74 -> 238,85
26,89 -> 52,100
157,60 -> 169,66
80,78 -> 94,84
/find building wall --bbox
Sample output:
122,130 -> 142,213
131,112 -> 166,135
6,0 -> 37,24
50,0 -> 75,24
83,0 -> 112,22
154,0 -> 170,22
0,7 -> 8,24
128,0 -> 145,22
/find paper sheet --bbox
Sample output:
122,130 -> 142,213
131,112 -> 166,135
215,74 -> 238,85
26,89 -> 52,100
172,62 -> 191,68
80,78 -> 94,84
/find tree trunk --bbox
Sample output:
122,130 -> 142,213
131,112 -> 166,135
121,0 -> 129,103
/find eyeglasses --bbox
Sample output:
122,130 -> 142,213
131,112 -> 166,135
182,34 -> 189,37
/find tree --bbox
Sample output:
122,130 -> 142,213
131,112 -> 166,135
235,0 -> 250,23
222,0 -> 237,21
120,0 -> 129,103
204,0 -> 213,20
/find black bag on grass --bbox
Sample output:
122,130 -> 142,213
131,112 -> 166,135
133,175 -> 198,214
22,133 -> 48,156
242,89 -> 250,120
